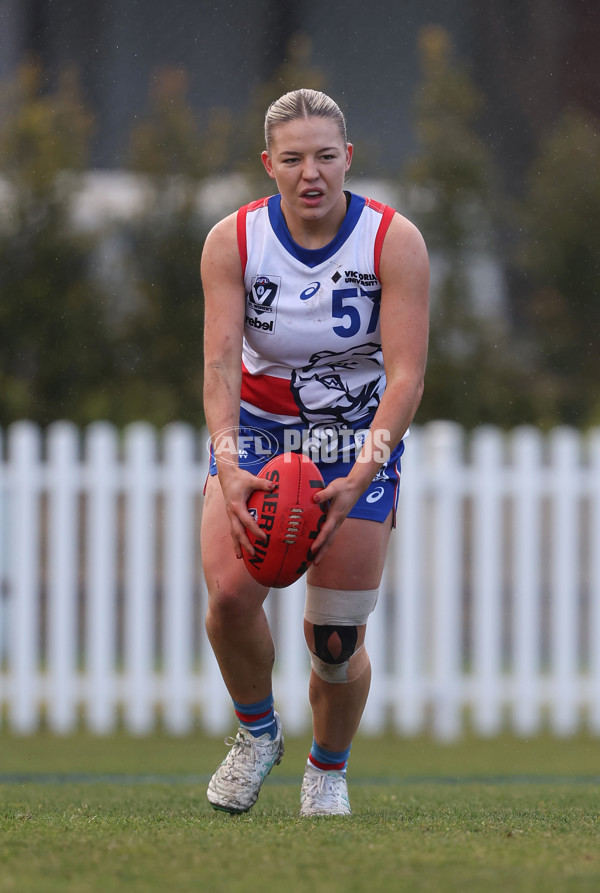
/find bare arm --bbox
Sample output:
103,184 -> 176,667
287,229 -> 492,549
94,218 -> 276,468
201,213 -> 274,557
312,212 -> 430,560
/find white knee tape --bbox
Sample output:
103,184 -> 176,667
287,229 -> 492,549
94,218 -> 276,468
304,584 -> 379,626
310,645 -> 370,684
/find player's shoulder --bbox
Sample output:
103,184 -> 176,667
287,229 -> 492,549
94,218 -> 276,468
383,208 -> 427,254
377,208 -> 429,281
202,210 -> 240,268
205,209 -> 237,243
200,210 -> 242,280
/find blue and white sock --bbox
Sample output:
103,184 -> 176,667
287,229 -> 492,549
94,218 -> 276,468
233,693 -> 277,740
308,738 -> 351,775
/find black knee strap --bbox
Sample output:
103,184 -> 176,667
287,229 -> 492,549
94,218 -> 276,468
313,624 -> 358,665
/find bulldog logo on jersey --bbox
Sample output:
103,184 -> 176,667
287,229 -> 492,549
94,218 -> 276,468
290,342 -> 385,427
245,275 -> 281,333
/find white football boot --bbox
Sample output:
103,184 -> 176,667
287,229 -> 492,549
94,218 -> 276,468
300,763 -> 352,816
207,712 -> 284,814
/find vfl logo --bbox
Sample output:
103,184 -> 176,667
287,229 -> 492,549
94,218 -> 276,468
249,276 -> 279,315
246,275 -> 281,334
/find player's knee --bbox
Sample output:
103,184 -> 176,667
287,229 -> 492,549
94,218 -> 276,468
312,624 -> 358,664
304,584 -> 378,684
206,581 -> 256,632
310,639 -> 370,684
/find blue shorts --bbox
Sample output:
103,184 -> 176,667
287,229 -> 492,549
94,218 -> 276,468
208,407 -> 404,524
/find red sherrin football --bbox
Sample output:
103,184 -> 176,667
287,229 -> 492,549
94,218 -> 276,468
242,452 -> 327,588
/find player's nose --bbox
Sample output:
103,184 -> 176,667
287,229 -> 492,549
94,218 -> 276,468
301,157 -> 319,180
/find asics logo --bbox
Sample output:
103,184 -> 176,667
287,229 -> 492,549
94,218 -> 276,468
366,486 -> 385,504
300,281 -> 320,300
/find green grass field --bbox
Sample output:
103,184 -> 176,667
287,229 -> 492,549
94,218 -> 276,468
1,731 -> 599,892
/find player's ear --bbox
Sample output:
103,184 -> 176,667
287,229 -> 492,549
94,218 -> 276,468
345,143 -> 353,172
261,151 -> 276,179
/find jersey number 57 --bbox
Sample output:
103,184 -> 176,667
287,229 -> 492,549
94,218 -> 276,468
332,287 -> 381,338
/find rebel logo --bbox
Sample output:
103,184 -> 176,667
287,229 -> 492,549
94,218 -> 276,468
245,315 -> 274,331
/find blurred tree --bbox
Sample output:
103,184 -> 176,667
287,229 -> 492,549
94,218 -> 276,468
468,0 -> 600,197
128,67 -> 236,179
519,109 -> 600,427
120,46 -> 328,427
407,26 -> 492,249
112,208 -> 207,427
235,33 -> 327,187
121,67 -> 211,426
0,61 -> 117,425
405,26 -> 541,429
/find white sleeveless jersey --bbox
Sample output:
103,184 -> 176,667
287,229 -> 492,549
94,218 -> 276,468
238,192 -> 396,428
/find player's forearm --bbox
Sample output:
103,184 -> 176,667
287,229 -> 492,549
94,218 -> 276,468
348,373 -> 425,491
203,360 -> 242,471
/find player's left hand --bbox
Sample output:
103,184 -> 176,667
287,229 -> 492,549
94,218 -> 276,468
309,476 -> 363,564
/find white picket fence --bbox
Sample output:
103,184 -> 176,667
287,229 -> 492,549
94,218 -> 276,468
0,420 -> 599,740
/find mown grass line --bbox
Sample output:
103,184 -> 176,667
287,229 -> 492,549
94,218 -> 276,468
1,729 -> 600,777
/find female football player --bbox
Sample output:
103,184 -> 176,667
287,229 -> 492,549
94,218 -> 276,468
201,88 -> 429,815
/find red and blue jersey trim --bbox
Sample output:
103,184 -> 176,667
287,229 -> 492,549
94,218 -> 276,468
237,193 -> 396,275
237,196 -> 269,275
240,362 -> 300,417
